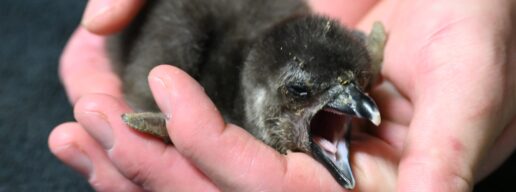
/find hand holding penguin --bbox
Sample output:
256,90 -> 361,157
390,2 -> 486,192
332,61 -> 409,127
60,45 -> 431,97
50,0 -> 516,191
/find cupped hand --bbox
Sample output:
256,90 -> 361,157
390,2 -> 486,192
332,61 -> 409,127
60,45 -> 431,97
357,0 -> 516,191
49,0 -> 516,191
50,0 -> 400,191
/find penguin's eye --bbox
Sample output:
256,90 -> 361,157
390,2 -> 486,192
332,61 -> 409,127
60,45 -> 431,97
286,84 -> 310,98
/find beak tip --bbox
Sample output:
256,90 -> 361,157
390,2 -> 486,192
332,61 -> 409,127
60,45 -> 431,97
371,111 -> 381,126
345,182 -> 355,190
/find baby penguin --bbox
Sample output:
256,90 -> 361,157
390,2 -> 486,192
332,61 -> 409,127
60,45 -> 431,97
108,0 -> 386,189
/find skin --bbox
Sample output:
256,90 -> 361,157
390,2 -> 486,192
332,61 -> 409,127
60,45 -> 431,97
50,0 -> 515,191
358,1 -> 516,191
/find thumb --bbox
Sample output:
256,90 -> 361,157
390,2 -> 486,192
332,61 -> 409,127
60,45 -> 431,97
146,65 -> 346,191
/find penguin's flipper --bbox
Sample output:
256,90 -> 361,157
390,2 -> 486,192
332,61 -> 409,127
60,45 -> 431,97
122,112 -> 171,143
366,22 -> 388,84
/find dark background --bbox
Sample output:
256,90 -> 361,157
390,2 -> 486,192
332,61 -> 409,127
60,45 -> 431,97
0,1 -> 513,191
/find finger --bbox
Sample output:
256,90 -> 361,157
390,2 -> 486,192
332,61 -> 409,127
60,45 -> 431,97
361,82 -> 413,153
49,123 -> 143,192
392,1 -> 513,191
355,0 -> 421,102
82,0 -> 145,35
355,0 -> 417,100
74,94 -> 218,191
149,65 -> 360,191
307,0 -> 380,26
370,81 -> 413,126
350,133 -> 399,192
60,28 -> 123,104
358,0 -> 513,190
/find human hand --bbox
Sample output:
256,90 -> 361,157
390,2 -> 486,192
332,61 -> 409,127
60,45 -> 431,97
50,0 -> 515,191
355,0 -> 516,191
51,0 -> 399,191
50,0 -> 144,189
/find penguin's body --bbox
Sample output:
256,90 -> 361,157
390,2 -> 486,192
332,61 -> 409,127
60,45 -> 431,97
109,0 -> 386,189
109,0 -> 308,122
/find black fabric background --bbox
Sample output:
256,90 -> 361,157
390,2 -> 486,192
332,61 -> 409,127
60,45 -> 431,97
0,0 -> 91,191
0,1 -> 513,191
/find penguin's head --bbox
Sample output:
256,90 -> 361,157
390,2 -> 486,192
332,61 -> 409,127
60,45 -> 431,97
241,15 -> 381,189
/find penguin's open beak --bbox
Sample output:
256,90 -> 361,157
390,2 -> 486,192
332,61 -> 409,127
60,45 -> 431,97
310,82 -> 380,189
325,83 -> 381,126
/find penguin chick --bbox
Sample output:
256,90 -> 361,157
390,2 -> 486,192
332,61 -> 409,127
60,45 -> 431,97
109,0 -> 387,189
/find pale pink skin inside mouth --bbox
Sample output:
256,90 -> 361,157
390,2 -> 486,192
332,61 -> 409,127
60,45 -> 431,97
313,136 -> 338,154
310,108 -> 351,161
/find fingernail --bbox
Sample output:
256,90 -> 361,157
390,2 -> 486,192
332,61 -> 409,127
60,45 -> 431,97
82,111 -> 114,149
150,76 -> 173,118
81,0 -> 114,27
